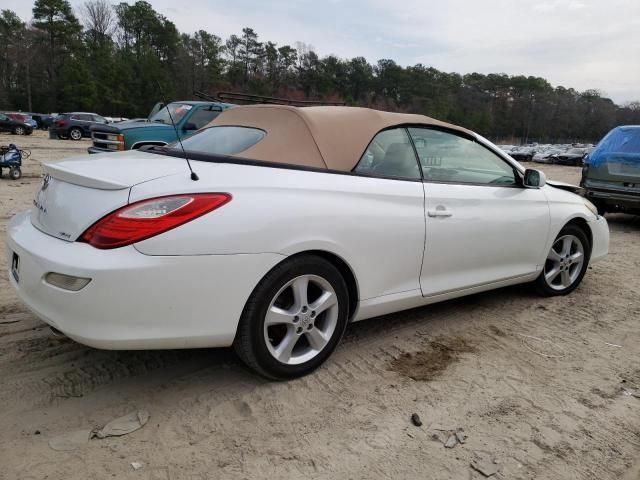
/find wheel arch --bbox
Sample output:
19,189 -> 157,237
272,250 -> 360,321
564,216 -> 593,251
541,211 -> 594,267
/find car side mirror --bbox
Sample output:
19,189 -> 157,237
183,122 -> 198,131
523,168 -> 546,188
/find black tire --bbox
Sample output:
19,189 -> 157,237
534,223 -> 591,296
69,127 -> 83,141
13,126 -> 25,135
9,166 -> 21,180
234,255 -> 349,380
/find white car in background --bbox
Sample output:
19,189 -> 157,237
6,106 -> 609,379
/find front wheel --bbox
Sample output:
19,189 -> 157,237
13,126 -> 25,135
234,255 -> 349,380
9,166 -> 22,180
535,224 -> 590,296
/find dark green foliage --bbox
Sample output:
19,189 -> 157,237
0,1 -> 638,143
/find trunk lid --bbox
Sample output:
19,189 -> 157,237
31,151 -> 187,241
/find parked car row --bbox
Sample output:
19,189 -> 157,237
0,112 -> 34,136
500,144 -> 594,166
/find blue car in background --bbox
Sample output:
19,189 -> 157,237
581,125 -> 640,215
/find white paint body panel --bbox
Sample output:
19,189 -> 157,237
131,163 -> 426,300
5,151 -> 609,350
7,211 -> 284,349
421,183 -> 549,295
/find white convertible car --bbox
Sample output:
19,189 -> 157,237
6,106 -> 609,379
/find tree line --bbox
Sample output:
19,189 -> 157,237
1,0 -> 639,144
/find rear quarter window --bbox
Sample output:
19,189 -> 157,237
178,126 -> 266,155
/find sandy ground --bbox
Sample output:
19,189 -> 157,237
0,131 -> 639,480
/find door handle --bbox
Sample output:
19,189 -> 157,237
427,207 -> 452,218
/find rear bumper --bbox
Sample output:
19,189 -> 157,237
587,215 -> 609,263
6,211 -> 284,350
585,188 -> 640,210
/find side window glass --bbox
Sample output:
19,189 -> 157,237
354,128 -> 420,180
187,108 -> 221,130
408,128 -> 516,186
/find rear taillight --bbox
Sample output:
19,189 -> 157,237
80,193 -> 231,249
56,119 -> 66,127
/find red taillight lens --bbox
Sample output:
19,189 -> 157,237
56,119 -> 66,127
80,193 -> 231,249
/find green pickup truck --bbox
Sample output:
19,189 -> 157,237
88,101 -> 234,154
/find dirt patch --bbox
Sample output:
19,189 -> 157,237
389,336 -> 476,381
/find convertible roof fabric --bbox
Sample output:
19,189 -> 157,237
208,105 -> 473,171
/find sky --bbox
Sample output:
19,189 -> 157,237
5,0 -> 640,103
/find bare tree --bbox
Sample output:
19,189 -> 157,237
82,0 -> 114,42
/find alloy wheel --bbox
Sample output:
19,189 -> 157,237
263,274 -> 339,365
544,234 -> 585,291
15,127 -> 24,135
70,129 -> 82,140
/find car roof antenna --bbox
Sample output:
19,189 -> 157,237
156,81 -> 198,181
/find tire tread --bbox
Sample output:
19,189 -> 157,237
234,254 -> 348,380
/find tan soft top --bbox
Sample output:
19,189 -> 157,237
207,105 -> 473,171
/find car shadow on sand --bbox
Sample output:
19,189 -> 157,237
4,279 -> 541,408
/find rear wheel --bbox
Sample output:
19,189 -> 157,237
535,224 -> 590,296
234,255 -> 349,380
69,127 -> 82,141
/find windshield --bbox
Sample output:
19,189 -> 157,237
149,103 -> 193,124
173,126 -> 266,156
568,148 -> 585,155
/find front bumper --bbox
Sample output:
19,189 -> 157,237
87,146 -> 113,154
587,215 -> 609,263
6,211 -> 284,350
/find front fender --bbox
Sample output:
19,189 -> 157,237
542,185 -> 602,263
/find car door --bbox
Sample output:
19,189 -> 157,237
69,114 -> 87,135
408,127 -> 550,296
80,114 -> 96,135
352,127 -> 426,297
